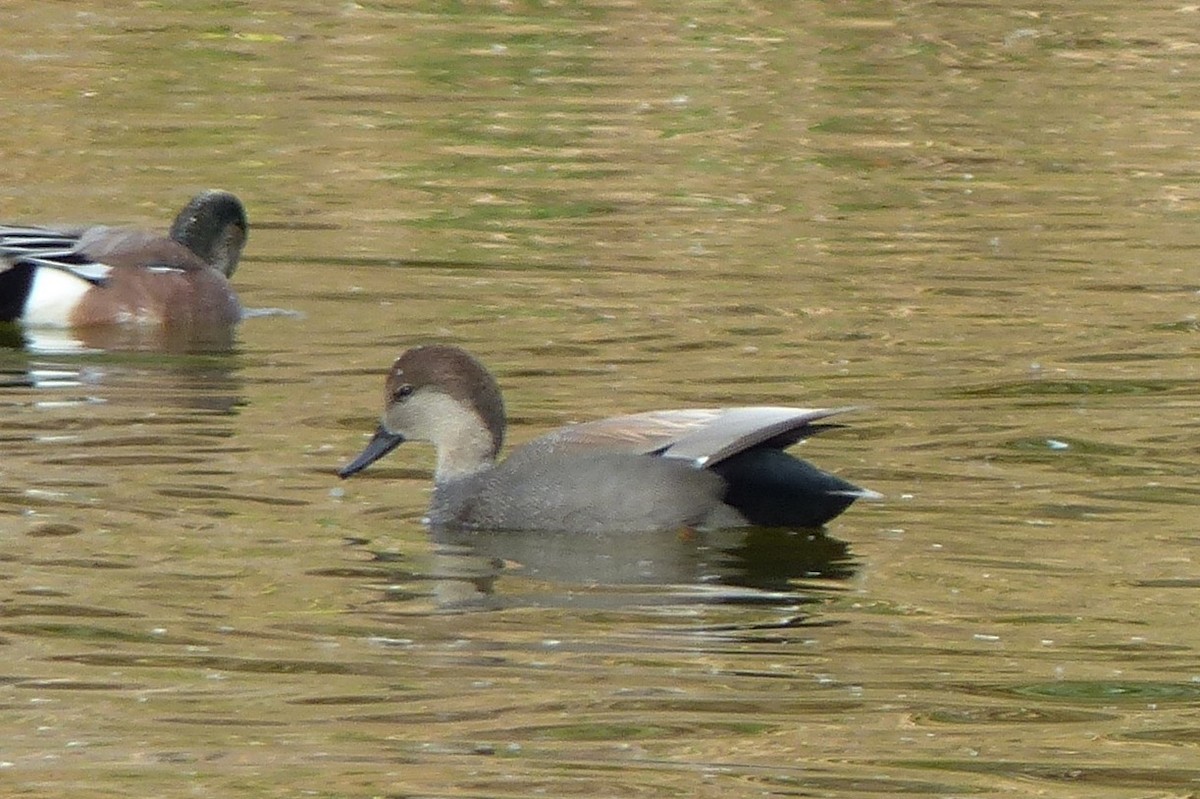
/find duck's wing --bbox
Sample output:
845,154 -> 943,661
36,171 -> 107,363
72,227 -> 197,273
528,408 -> 723,455
655,406 -> 857,466
528,406 -> 856,466
0,225 -> 81,255
0,224 -> 111,285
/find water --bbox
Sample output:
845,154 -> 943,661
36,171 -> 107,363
2,2 -> 1199,797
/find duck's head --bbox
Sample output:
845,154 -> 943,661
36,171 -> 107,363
169,190 -> 248,278
339,344 -> 506,481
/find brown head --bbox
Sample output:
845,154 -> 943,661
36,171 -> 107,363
339,345 -> 507,482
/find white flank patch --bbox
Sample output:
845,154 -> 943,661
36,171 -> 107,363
22,268 -> 95,327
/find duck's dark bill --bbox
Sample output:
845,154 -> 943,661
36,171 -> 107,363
338,426 -> 406,478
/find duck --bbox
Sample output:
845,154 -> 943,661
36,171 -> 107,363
0,190 -> 247,329
338,344 -> 876,533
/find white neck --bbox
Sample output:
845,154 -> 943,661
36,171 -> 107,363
401,392 -> 498,483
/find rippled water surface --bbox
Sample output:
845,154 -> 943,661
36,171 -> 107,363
2,3 -> 1199,797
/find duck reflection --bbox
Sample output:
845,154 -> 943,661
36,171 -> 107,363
5,320 -> 237,356
435,524 -> 853,589
406,524 -> 858,611
0,329 -> 245,483
0,333 -> 242,412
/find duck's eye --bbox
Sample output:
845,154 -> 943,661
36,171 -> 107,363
392,384 -> 415,401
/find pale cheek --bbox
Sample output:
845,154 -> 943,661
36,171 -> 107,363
381,406 -> 410,435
